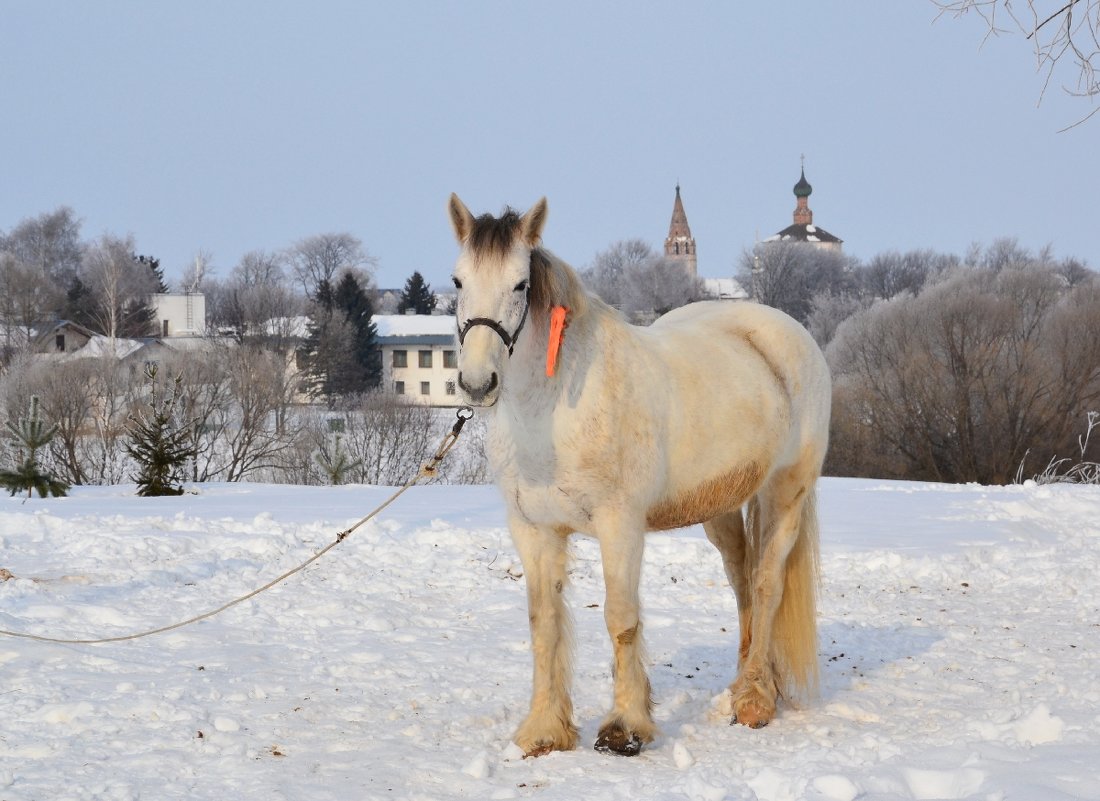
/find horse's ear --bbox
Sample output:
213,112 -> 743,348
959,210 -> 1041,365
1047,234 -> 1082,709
448,193 -> 475,244
519,197 -> 548,247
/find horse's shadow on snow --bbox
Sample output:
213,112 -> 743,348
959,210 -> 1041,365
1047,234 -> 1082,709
651,618 -> 941,721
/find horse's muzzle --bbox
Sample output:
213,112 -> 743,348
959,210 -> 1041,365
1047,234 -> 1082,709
458,371 -> 499,406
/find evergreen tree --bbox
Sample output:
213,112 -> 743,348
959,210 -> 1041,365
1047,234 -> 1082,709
123,254 -> 166,337
334,271 -> 382,387
301,272 -> 381,404
62,275 -> 98,329
302,279 -> 360,404
124,364 -> 197,497
135,255 -> 169,294
398,271 -> 437,315
0,396 -> 69,498
313,431 -> 362,485
120,297 -> 157,338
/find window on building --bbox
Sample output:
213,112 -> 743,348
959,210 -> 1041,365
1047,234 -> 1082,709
395,381 -> 405,395
445,380 -> 456,396
393,350 -> 408,368
55,334 -> 65,352
443,350 -> 457,369
418,350 -> 432,369
420,381 -> 430,396
162,319 -> 170,337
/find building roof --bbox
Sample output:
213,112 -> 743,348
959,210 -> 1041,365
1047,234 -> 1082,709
374,314 -> 456,346
667,184 -> 693,241
765,223 -> 843,245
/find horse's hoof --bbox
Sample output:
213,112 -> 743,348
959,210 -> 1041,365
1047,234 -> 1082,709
731,714 -> 770,729
731,700 -> 773,729
594,724 -> 644,756
522,743 -> 555,759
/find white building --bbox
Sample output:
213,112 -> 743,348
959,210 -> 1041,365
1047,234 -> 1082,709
375,314 -> 460,406
151,293 -> 206,337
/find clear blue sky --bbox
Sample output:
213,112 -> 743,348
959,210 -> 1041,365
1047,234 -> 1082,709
2,2 -> 1094,291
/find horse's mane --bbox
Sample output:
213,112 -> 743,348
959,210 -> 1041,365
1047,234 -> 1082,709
465,206 -> 593,324
529,247 -> 591,323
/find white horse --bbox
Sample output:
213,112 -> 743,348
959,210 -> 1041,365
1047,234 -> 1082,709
448,195 -> 831,757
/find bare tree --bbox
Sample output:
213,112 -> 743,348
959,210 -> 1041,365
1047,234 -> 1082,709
221,345 -> 299,481
1,206 -> 83,286
583,239 -> 703,321
220,250 -> 303,347
80,234 -> 159,342
0,208 -> 84,356
30,360 -> 98,485
620,257 -> 705,320
934,0 -> 1100,127
805,291 -> 869,348
861,249 -> 959,299
738,242 -> 857,325
583,239 -> 656,308
286,233 -> 374,297
827,266 -> 1100,483
0,252 -> 58,355
179,249 -> 215,294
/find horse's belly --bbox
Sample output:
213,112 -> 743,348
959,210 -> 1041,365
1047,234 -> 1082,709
644,460 -> 765,531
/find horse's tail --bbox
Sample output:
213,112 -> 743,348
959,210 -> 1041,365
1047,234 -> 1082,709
767,489 -> 821,702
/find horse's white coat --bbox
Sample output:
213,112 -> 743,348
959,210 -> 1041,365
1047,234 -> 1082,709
449,195 -> 831,756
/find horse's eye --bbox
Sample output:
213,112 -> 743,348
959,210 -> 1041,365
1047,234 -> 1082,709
452,276 -> 462,290
514,280 -> 529,293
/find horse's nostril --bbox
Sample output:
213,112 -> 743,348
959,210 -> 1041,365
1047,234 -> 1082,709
457,371 -> 498,401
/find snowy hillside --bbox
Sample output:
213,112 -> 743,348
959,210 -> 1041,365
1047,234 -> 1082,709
1,478 -> 1098,801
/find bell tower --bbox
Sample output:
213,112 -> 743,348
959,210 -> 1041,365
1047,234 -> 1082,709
664,184 -> 697,277
793,163 -> 813,226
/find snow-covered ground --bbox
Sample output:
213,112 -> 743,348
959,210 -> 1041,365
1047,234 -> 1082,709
2,478 -> 1098,801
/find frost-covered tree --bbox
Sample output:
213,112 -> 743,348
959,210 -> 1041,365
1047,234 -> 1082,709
286,232 -> 373,297
738,242 -> 857,325
583,239 -> 702,320
583,239 -> 656,309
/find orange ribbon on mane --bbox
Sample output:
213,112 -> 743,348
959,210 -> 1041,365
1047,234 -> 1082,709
546,306 -> 569,377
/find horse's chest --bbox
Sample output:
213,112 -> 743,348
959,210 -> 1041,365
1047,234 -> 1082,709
489,422 -> 606,530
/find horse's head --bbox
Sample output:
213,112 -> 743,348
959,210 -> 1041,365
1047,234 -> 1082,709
448,194 -> 548,407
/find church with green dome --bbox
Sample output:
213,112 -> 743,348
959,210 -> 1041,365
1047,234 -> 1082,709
764,162 -> 843,250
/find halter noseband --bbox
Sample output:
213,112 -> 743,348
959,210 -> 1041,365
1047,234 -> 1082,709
457,287 -> 531,357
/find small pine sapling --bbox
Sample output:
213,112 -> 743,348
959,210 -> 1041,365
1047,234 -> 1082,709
125,363 -> 198,497
0,396 -> 69,499
314,431 -> 362,485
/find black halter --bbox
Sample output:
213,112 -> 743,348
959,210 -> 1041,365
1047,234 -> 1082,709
457,288 -> 531,357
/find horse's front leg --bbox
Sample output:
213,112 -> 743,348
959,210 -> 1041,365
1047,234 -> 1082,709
510,517 -> 578,756
594,528 -> 655,756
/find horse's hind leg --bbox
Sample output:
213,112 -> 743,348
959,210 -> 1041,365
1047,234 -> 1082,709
510,518 -> 578,756
731,467 -> 820,729
702,510 -> 753,666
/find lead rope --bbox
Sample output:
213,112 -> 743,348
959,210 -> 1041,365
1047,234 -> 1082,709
0,407 -> 475,646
